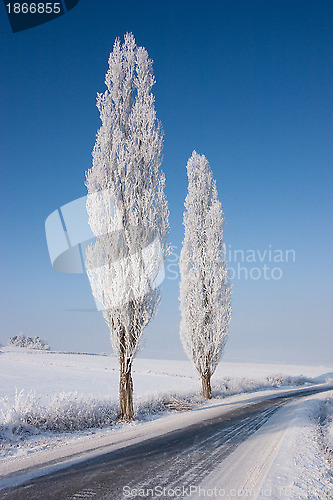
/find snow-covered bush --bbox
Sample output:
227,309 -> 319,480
212,374 -> 313,397
0,390 -> 194,439
8,333 -> 50,350
0,390 -> 118,437
265,374 -> 312,387
315,397 -> 333,465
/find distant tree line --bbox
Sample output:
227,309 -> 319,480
8,333 -> 50,350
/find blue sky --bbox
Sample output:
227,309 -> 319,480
0,0 -> 332,363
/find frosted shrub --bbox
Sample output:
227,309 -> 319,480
0,390 -> 40,436
0,390 -> 118,438
265,374 -> 312,387
212,374 -> 313,398
315,397 -> 333,463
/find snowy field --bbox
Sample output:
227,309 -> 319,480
0,347 -> 333,497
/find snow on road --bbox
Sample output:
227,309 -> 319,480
196,391 -> 333,499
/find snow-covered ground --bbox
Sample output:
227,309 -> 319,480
0,347 -> 332,497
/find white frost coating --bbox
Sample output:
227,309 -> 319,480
86,188 -> 122,237
85,33 -> 169,368
87,236 -> 164,310
179,151 -> 232,380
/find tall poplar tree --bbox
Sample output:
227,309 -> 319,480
85,33 -> 169,420
179,151 -> 231,399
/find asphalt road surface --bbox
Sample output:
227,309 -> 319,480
1,386 -> 331,500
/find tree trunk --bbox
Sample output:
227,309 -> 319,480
201,372 -> 212,399
118,362 -> 134,421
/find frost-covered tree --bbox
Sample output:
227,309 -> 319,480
85,33 -> 169,421
179,151 -> 231,399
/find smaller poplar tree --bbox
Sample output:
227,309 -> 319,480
179,151 -> 232,399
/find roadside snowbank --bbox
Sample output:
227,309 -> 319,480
260,391 -> 333,499
196,391 -> 333,499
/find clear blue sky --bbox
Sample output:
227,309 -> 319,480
1,0 -> 332,363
